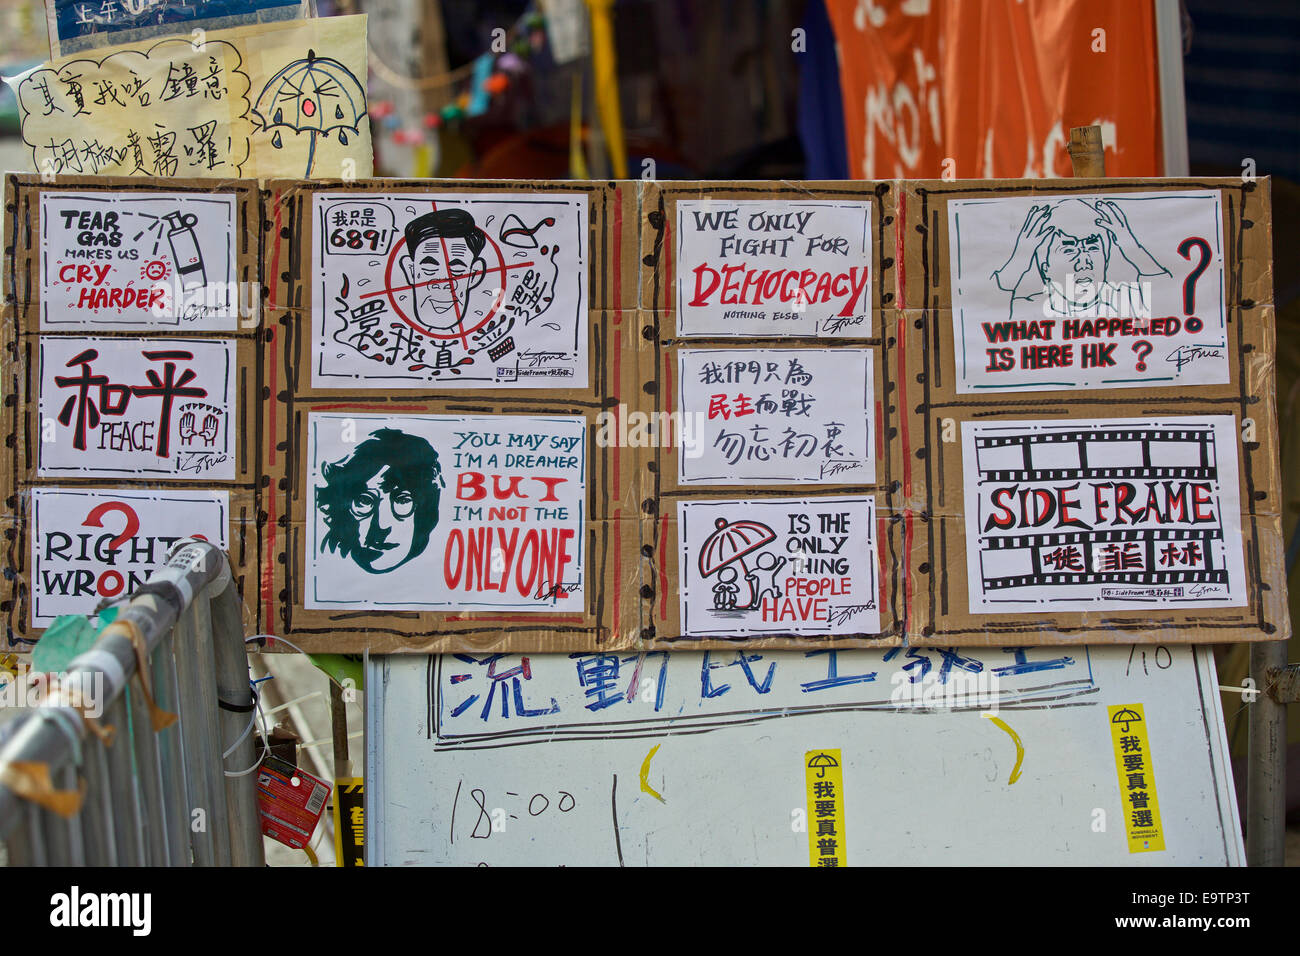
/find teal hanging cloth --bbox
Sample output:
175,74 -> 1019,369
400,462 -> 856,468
466,54 -> 495,118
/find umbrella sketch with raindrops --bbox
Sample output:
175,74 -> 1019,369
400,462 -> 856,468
251,49 -> 367,176
698,517 -> 787,613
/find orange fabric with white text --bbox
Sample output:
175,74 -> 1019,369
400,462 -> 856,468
825,0 -> 1163,179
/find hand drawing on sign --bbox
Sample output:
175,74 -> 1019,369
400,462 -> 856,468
961,417 -> 1248,613
251,49 -> 367,177
39,337 -> 235,479
948,190 -> 1228,391
41,192 -> 238,329
305,413 -> 586,611
317,428 -> 446,574
679,498 -> 880,637
312,193 -> 588,387
993,199 -> 1171,320
699,518 -> 785,611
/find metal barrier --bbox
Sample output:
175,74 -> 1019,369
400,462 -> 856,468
0,539 -> 264,866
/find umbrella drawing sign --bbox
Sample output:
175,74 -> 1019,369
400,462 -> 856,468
679,497 -> 880,637
252,49 -> 367,176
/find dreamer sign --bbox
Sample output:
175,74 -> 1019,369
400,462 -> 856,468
306,413 -> 586,613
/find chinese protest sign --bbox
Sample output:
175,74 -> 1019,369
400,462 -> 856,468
1107,703 -> 1165,853
30,487 -> 229,626
14,15 -> 372,180
947,191 -> 1229,392
677,497 -> 879,637
40,191 -> 239,329
47,0 -> 308,57
309,192 -> 589,387
675,199 -> 873,337
305,413 -> 586,613
961,417 -> 1247,613
38,336 -> 236,479
677,348 -> 875,484
805,749 -> 847,867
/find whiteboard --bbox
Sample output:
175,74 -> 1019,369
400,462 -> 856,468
365,645 -> 1243,866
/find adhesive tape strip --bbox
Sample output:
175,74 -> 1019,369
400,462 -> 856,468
69,647 -> 127,693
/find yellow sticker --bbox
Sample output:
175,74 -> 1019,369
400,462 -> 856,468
1108,704 -> 1165,853
805,749 -> 847,867
332,778 -> 365,867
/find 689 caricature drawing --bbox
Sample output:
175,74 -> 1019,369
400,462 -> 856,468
311,193 -> 589,388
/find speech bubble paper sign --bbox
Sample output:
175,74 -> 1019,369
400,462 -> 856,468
947,190 -> 1229,392
305,413 -> 586,612
962,416 -> 1247,613
38,336 -> 236,479
30,487 -> 229,626
675,200 -> 873,337
310,192 -> 590,387
40,191 -> 238,329
678,497 -> 880,637
14,15 -> 372,180
677,348 -> 876,484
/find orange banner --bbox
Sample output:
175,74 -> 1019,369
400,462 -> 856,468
826,0 -> 1163,179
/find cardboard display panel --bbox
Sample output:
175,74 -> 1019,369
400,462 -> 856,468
3,174 -> 266,643
897,178 -> 1285,645
2,174 -> 1284,651
635,182 -> 905,649
263,179 -> 642,653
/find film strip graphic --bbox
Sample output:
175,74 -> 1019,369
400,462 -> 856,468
975,428 -> 1217,483
977,426 -> 1225,593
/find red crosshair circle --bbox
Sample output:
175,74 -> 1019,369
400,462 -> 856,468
369,210 -> 534,348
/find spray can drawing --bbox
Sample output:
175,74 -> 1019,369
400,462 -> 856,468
164,211 -> 207,291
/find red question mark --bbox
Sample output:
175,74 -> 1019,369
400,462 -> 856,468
1177,236 -> 1211,333
82,501 -> 140,597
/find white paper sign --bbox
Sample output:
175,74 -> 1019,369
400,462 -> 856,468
678,497 -> 880,637
962,416 -> 1247,613
677,348 -> 876,484
306,413 -> 586,612
311,193 -> 589,388
40,191 -> 239,330
675,200 -> 873,337
38,337 -> 236,479
947,190 -> 1229,392
30,487 -> 229,627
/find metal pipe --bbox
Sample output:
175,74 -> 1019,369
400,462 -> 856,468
210,577 -> 265,867
0,540 -> 257,865
152,632 -> 190,866
80,739 -> 116,866
102,693 -> 144,867
171,607 -> 216,867
128,683 -> 168,866
1247,638 -> 1288,865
